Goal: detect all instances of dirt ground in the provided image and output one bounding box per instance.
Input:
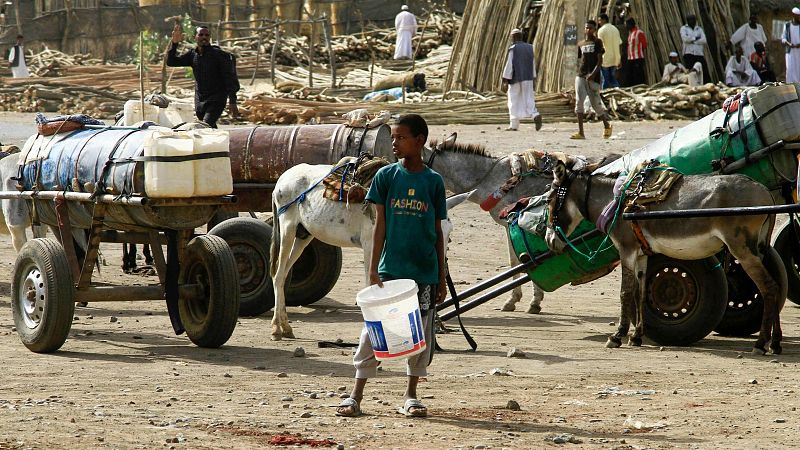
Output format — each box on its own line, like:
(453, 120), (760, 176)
(1, 115), (799, 450)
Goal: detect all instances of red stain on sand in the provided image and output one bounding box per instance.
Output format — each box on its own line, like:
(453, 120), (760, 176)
(269, 434), (337, 447)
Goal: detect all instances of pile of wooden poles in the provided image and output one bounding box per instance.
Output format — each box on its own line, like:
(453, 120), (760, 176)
(601, 83), (742, 121)
(444, 1), (528, 93)
(0, 83), (129, 118)
(24, 48), (108, 77)
(225, 11), (459, 68)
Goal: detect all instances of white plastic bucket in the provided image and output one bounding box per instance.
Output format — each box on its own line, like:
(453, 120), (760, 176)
(356, 279), (425, 361)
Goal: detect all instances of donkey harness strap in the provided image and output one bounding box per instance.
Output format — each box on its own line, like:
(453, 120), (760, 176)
(628, 219), (654, 256)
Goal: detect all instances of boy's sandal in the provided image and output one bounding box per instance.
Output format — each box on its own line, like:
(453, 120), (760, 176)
(335, 398), (362, 417)
(534, 115), (543, 131)
(397, 398), (428, 417)
(569, 132), (585, 140)
(603, 126), (613, 139)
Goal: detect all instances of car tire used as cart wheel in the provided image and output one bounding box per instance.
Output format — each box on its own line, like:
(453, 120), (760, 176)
(643, 254), (727, 346)
(206, 210), (239, 231)
(11, 238), (75, 353)
(208, 217), (274, 317)
(179, 235), (240, 348)
(286, 239), (342, 306)
(773, 222), (800, 305)
(715, 247), (787, 336)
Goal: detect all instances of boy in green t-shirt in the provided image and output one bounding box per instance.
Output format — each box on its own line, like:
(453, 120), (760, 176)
(336, 114), (447, 418)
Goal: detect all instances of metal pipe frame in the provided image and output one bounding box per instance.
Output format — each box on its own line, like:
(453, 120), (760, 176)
(0, 191), (237, 207)
(439, 276), (530, 322)
(623, 203), (800, 220)
(74, 284), (204, 303)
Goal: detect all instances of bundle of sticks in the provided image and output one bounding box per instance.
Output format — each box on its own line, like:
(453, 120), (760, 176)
(600, 83), (743, 121)
(0, 83), (129, 118)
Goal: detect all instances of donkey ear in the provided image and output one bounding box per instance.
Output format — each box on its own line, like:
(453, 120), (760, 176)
(552, 160), (566, 182)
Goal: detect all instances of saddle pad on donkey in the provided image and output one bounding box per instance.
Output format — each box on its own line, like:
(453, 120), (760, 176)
(622, 160), (683, 207)
(323, 157), (391, 203)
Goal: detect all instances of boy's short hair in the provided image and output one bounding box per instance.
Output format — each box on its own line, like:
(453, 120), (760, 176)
(599, 13), (609, 22)
(396, 114), (428, 140)
(586, 20), (597, 28)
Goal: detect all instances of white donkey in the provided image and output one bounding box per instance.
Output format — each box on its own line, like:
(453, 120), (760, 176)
(268, 160), (470, 341)
(0, 154), (48, 251)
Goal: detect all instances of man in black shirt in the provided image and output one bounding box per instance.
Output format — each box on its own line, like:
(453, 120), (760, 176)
(572, 20), (612, 140)
(167, 25), (239, 128)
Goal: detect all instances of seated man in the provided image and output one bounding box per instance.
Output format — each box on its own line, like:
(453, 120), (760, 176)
(726, 44), (761, 86)
(661, 51), (702, 86)
(750, 41), (776, 83)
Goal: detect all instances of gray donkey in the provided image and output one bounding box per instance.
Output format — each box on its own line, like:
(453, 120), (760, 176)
(543, 158), (786, 355)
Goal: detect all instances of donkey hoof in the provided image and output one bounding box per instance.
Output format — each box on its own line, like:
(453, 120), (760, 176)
(282, 330), (296, 339)
(271, 334), (283, 341)
(501, 301), (516, 312)
(751, 346), (767, 356)
(770, 344), (783, 355)
(526, 304), (542, 314)
(606, 336), (622, 348)
(628, 337), (642, 347)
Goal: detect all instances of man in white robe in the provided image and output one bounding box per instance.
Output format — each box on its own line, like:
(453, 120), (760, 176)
(725, 45), (761, 86)
(7, 35), (30, 78)
(730, 14), (768, 60)
(501, 28), (541, 131)
(783, 8), (800, 83)
(394, 5), (417, 60)
(662, 51), (702, 86)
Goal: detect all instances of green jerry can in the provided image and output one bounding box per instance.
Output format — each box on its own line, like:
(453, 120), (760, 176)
(507, 217), (620, 292)
(595, 83), (799, 191)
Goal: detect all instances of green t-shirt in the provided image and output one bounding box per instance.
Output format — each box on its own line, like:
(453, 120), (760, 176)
(365, 162), (447, 285)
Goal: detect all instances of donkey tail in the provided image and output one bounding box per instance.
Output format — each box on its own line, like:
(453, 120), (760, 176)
(270, 201), (281, 278)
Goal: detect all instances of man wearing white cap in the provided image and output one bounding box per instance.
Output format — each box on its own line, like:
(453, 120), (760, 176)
(783, 8), (800, 83)
(661, 51), (701, 86)
(501, 28), (542, 131)
(394, 5), (417, 60)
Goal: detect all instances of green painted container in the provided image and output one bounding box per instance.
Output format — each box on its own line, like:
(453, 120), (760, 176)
(596, 84), (799, 191)
(507, 218), (620, 292)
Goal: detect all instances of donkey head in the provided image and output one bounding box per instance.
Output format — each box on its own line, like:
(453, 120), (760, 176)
(544, 158), (586, 254)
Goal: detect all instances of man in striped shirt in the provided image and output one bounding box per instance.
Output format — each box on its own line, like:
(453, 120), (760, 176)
(624, 18), (647, 86)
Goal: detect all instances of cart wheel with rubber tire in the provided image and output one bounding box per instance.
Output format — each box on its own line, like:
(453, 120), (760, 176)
(208, 217), (274, 316)
(715, 247), (787, 336)
(644, 254), (728, 346)
(773, 222), (800, 305)
(11, 238), (75, 353)
(179, 235), (240, 348)
(286, 239), (343, 306)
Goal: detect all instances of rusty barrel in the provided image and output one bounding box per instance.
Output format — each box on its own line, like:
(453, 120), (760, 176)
(227, 124), (392, 211)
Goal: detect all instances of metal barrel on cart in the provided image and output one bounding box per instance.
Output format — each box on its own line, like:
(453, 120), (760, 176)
(9, 124), (241, 353)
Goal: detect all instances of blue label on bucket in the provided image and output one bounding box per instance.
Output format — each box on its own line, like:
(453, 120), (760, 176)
(365, 320), (388, 352)
(415, 309), (424, 344)
(409, 311), (419, 344)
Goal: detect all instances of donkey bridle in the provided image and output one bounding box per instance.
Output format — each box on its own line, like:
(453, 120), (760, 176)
(549, 170), (593, 241)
